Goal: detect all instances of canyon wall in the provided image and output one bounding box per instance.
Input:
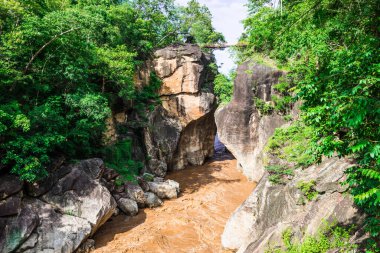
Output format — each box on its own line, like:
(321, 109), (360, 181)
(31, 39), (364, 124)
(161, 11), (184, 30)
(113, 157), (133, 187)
(221, 157), (366, 252)
(145, 44), (217, 177)
(219, 60), (365, 252)
(215, 61), (288, 182)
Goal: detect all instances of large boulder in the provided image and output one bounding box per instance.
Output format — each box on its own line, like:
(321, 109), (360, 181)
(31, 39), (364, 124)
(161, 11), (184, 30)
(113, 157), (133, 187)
(221, 157), (365, 252)
(2, 158), (118, 253)
(215, 61), (287, 181)
(144, 192), (163, 208)
(144, 44), (217, 176)
(148, 179), (180, 199)
(116, 198), (138, 216)
(40, 159), (116, 233)
(0, 174), (23, 200)
(18, 198), (92, 253)
(0, 207), (39, 253)
(0, 158), (117, 253)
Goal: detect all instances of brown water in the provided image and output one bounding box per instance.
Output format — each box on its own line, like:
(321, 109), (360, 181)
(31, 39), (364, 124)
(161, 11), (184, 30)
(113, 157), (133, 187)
(93, 156), (255, 253)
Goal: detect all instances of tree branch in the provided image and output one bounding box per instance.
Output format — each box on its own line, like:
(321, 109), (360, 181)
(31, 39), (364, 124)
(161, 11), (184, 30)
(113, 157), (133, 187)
(24, 27), (80, 74)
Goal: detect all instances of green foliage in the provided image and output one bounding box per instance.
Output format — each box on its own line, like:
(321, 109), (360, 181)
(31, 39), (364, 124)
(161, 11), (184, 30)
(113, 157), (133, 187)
(254, 78), (293, 115)
(296, 180), (318, 201)
(214, 71), (235, 104)
(1, 0), (220, 181)
(254, 98), (274, 115)
(242, 0), (379, 242)
(241, 0), (380, 246)
(266, 121), (315, 168)
(128, 73), (162, 128)
(178, 0), (225, 45)
(103, 139), (143, 183)
(266, 223), (356, 253)
(266, 165), (294, 185)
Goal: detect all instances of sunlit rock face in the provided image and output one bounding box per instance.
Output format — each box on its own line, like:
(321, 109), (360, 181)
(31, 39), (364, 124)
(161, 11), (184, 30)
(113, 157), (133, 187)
(221, 157), (365, 252)
(215, 61), (287, 182)
(144, 44), (217, 177)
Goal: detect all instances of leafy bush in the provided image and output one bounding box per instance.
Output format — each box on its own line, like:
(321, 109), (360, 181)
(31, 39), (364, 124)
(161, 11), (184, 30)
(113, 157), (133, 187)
(214, 71), (235, 105)
(266, 165), (294, 184)
(242, 0), (379, 243)
(103, 139), (143, 183)
(296, 180), (318, 201)
(254, 98), (274, 115)
(266, 222), (356, 253)
(266, 121), (315, 168)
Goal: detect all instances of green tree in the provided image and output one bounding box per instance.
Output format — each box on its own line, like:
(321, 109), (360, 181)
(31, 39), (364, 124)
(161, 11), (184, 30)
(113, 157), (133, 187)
(0, 0), (184, 181)
(241, 0), (379, 248)
(214, 71), (235, 104)
(179, 0), (225, 45)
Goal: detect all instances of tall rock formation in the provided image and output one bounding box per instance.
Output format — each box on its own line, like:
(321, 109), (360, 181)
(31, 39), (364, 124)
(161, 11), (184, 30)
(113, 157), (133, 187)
(144, 44), (217, 177)
(215, 61), (287, 182)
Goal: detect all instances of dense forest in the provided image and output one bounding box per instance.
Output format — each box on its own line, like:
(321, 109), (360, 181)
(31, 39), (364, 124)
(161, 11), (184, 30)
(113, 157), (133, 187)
(235, 0), (379, 250)
(0, 0), (379, 252)
(0, 0), (224, 182)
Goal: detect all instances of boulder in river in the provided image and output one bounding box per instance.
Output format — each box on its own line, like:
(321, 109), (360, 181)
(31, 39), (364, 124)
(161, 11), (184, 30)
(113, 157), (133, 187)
(148, 179), (180, 199)
(117, 198), (139, 216)
(144, 192), (163, 208)
(40, 159), (116, 233)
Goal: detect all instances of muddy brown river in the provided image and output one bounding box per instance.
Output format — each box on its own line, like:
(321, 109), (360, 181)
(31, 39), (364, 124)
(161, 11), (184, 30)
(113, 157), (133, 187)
(93, 156), (255, 253)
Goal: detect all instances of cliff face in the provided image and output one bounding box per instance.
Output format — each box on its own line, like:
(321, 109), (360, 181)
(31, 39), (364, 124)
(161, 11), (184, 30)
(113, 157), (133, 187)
(218, 60), (366, 252)
(221, 157), (365, 252)
(144, 44), (217, 177)
(215, 61), (287, 182)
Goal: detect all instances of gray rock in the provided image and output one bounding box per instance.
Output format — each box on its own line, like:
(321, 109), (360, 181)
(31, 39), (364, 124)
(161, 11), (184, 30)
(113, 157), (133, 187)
(76, 239), (95, 253)
(0, 193), (22, 217)
(221, 157), (365, 253)
(15, 233), (38, 252)
(0, 174), (23, 200)
(137, 177), (150, 192)
(117, 198), (138, 216)
(144, 192), (163, 208)
(41, 159), (117, 234)
(17, 198), (91, 253)
(125, 184), (146, 208)
(0, 206), (39, 253)
(215, 61), (288, 181)
(144, 44), (217, 177)
(76, 158), (105, 180)
(148, 179), (180, 199)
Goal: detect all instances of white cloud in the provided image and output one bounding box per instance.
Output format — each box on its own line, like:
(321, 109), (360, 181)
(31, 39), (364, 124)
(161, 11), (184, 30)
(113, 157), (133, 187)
(175, 0), (248, 74)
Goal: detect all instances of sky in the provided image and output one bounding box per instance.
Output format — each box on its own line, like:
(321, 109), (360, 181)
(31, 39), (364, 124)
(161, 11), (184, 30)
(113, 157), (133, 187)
(175, 0), (249, 74)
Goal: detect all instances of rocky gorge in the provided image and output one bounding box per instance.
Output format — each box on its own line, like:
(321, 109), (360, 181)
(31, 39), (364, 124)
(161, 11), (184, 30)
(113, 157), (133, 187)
(0, 44), (367, 253)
